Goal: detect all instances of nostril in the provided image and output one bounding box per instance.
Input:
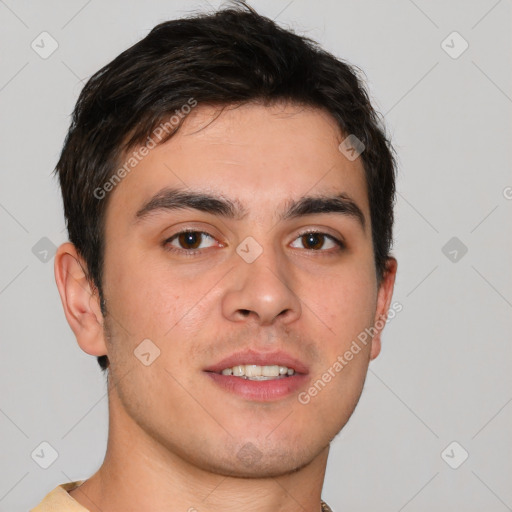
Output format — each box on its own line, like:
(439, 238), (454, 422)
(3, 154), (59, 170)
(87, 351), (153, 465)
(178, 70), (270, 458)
(239, 309), (250, 316)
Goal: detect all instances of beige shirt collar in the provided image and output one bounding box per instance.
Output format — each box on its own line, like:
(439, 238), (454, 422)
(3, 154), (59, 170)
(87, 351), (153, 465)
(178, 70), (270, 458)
(30, 480), (88, 511)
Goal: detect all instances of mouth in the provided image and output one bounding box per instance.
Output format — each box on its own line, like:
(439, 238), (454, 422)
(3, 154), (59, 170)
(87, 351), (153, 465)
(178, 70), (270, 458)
(210, 364), (297, 380)
(203, 350), (309, 401)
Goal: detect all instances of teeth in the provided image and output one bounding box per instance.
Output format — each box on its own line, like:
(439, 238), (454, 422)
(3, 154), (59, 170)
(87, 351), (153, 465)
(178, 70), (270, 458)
(262, 365), (279, 377)
(245, 365), (261, 377)
(220, 364), (295, 379)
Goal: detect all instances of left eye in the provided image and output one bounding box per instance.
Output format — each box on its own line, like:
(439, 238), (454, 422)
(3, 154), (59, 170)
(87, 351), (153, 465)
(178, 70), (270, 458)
(290, 232), (343, 251)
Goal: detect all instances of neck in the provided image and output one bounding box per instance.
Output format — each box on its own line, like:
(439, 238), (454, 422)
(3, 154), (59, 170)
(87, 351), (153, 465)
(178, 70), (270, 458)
(69, 381), (330, 512)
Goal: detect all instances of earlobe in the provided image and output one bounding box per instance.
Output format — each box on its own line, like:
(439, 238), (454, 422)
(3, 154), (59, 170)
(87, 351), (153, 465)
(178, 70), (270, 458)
(369, 257), (398, 361)
(54, 242), (108, 358)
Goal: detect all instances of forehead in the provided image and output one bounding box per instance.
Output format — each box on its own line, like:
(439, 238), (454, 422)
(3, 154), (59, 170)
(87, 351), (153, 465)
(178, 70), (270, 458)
(104, 102), (369, 227)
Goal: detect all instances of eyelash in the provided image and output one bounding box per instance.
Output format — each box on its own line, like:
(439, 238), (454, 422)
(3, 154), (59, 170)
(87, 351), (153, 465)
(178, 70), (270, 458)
(163, 229), (345, 256)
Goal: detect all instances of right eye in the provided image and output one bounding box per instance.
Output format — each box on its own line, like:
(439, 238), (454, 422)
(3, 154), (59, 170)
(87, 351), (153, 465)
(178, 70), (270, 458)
(163, 230), (220, 255)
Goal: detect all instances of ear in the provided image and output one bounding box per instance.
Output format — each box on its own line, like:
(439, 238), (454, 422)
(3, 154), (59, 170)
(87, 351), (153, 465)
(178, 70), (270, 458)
(54, 242), (108, 358)
(369, 257), (398, 360)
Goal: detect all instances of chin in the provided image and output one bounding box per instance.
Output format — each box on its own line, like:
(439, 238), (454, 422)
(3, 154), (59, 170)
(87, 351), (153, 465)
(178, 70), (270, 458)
(206, 456), (311, 479)
(195, 438), (323, 479)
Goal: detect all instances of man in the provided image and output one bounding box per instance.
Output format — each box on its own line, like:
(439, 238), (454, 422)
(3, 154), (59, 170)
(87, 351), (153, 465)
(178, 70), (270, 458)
(31, 2), (398, 511)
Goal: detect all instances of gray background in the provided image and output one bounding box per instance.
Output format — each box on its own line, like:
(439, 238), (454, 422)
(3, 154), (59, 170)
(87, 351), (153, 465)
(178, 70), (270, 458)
(1, 0), (511, 510)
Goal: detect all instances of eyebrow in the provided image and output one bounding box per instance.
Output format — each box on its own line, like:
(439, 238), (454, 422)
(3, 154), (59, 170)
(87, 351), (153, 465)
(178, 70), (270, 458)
(134, 187), (366, 231)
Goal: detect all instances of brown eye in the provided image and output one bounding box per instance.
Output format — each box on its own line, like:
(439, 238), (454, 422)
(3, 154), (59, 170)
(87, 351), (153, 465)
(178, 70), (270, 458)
(290, 231), (344, 251)
(177, 231), (202, 249)
(302, 233), (324, 250)
(165, 231), (217, 253)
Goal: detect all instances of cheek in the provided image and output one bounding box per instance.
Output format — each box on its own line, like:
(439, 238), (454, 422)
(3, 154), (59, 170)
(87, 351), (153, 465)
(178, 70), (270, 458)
(307, 263), (377, 341)
(106, 254), (219, 342)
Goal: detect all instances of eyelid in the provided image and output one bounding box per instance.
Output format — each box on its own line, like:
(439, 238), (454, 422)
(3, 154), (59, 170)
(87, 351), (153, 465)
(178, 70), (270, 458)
(162, 222), (225, 244)
(295, 227), (342, 239)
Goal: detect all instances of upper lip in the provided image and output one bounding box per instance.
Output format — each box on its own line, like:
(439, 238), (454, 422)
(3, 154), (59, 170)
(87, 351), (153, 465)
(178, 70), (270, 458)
(203, 349), (309, 375)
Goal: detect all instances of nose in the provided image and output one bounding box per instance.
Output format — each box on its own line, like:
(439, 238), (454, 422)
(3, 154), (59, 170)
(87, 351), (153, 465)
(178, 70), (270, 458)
(221, 245), (302, 326)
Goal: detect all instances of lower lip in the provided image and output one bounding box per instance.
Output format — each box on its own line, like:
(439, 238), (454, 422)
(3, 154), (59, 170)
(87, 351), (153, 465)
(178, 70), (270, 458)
(204, 372), (309, 401)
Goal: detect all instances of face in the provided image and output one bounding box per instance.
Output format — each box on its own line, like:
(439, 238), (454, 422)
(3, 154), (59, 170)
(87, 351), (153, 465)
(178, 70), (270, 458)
(96, 102), (396, 477)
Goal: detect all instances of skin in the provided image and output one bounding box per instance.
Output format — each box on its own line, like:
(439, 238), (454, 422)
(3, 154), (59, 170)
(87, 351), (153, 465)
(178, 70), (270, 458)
(55, 101), (397, 512)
